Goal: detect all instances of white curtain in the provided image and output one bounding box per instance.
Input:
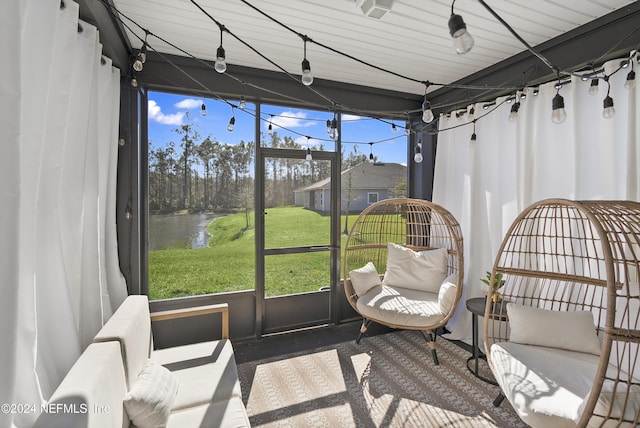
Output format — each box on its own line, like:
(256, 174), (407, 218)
(0, 1), (127, 426)
(433, 54), (640, 341)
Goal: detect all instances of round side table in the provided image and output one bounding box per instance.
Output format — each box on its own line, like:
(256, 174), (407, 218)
(465, 297), (506, 385)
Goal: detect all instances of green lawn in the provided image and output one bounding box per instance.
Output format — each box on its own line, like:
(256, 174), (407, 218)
(148, 207), (355, 300)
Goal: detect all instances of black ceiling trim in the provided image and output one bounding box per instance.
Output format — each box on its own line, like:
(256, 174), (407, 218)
(428, 2), (640, 115)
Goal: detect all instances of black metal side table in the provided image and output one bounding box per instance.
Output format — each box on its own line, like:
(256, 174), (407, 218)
(465, 297), (505, 385)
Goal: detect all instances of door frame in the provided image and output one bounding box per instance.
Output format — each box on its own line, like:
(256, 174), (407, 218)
(255, 144), (341, 337)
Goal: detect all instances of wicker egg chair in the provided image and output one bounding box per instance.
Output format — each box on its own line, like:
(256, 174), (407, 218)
(484, 199), (640, 427)
(343, 198), (464, 365)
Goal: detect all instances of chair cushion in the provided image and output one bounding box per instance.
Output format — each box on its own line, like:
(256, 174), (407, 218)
(507, 303), (601, 355)
(166, 397), (250, 428)
(93, 295), (152, 389)
(123, 360), (179, 428)
(437, 274), (458, 315)
(382, 243), (447, 293)
(349, 261), (381, 297)
(33, 342), (127, 428)
(356, 284), (445, 328)
(151, 339), (242, 411)
(491, 341), (601, 427)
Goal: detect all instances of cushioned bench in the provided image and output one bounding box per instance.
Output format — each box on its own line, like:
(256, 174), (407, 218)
(34, 295), (250, 428)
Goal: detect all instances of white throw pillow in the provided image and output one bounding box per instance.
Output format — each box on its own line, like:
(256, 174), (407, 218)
(382, 243), (448, 293)
(349, 262), (381, 297)
(438, 274), (458, 314)
(508, 303), (601, 355)
(123, 360), (179, 428)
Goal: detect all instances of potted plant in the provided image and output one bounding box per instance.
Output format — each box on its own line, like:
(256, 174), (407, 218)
(481, 271), (505, 302)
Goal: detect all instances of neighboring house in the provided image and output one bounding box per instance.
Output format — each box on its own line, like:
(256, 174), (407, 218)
(294, 162), (407, 213)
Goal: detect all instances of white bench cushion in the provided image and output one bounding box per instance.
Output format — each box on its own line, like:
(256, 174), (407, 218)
(151, 339), (242, 411)
(93, 295), (152, 389)
(166, 397), (250, 428)
(33, 341), (128, 428)
(356, 284), (445, 328)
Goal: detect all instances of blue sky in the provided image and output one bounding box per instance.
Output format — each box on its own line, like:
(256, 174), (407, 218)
(147, 91), (408, 165)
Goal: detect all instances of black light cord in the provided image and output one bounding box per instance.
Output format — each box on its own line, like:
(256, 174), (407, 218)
(477, 0), (559, 76)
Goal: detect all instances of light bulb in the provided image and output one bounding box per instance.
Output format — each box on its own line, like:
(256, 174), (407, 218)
(603, 96), (615, 119)
(392, 123), (398, 133)
(139, 46), (147, 64)
(326, 119), (332, 134)
(301, 59), (313, 86)
(330, 117), (338, 140)
(131, 77), (138, 88)
(305, 148), (312, 161)
(201, 103), (206, 116)
(227, 116), (235, 131)
(369, 152), (374, 162)
(469, 133), (477, 147)
(133, 56), (143, 72)
(404, 125), (410, 136)
(214, 46), (226, 73)
(509, 102), (520, 123)
(422, 100), (434, 123)
(551, 93), (566, 124)
(449, 14), (474, 55)
(625, 70), (636, 89)
(239, 96), (246, 109)
(414, 142), (423, 163)
(589, 79), (599, 95)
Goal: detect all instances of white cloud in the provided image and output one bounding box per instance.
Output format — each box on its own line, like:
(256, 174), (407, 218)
(148, 100), (184, 125)
(264, 111), (315, 131)
(174, 98), (201, 109)
(342, 114), (365, 122)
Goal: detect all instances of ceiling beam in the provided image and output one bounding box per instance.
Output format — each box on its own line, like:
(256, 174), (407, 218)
(428, 2), (640, 115)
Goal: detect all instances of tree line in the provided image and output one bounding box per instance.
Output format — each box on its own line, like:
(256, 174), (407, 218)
(148, 114), (375, 214)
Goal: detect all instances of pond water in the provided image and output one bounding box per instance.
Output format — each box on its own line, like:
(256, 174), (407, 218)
(148, 213), (222, 250)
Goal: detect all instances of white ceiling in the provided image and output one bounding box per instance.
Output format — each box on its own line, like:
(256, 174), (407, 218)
(112, 0), (635, 96)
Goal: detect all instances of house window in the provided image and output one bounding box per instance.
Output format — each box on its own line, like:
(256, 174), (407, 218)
(368, 192), (379, 204)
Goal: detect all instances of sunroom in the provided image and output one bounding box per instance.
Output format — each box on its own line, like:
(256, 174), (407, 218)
(3, 1), (640, 427)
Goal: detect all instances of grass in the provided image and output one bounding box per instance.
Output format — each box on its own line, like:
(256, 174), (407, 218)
(148, 207), (353, 300)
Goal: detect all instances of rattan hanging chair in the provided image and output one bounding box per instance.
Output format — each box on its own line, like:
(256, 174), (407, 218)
(484, 199), (640, 427)
(343, 198), (464, 365)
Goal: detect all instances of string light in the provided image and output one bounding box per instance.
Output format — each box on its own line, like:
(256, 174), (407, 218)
(404, 122), (411, 136)
(326, 118), (332, 134)
(470, 120), (477, 147)
(551, 90), (566, 124)
(422, 84), (434, 123)
(305, 137), (313, 160)
(107, 0), (640, 146)
(369, 142), (374, 162)
(392, 123), (397, 132)
(201, 100), (207, 116)
(330, 112), (339, 140)
(589, 78), (599, 95)
(239, 96), (247, 109)
(509, 98), (520, 123)
(414, 139), (423, 163)
(448, 0), (474, 55)
(132, 32), (148, 72)
(227, 107), (236, 131)
(268, 114), (273, 133)
(625, 66), (636, 89)
(214, 27), (227, 73)
(603, 76), (615, 119)
(131, 75), (139, 88)
(301, 37), (313, 86)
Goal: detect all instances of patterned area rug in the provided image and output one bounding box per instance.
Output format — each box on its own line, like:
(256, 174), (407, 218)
(237, 330), (526, 427)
